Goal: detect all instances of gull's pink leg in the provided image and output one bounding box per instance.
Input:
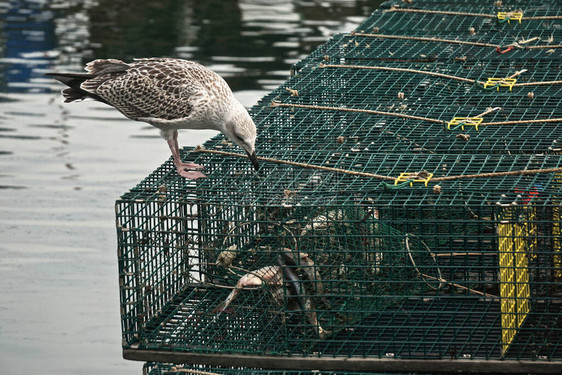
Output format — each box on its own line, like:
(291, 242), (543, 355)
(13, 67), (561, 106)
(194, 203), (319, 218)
(166, 130), (206, 179)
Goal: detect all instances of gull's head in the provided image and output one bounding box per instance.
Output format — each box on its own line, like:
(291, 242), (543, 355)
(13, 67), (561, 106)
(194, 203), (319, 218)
(223, 103), (259, 171)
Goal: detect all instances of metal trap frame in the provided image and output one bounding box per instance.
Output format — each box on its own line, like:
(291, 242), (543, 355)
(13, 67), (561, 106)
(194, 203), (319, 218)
(117, 1), (562, 373)
(142, 362), (431, 375)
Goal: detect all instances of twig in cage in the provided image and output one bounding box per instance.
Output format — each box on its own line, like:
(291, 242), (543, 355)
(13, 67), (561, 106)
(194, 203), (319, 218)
(404, 234), (444, 291)
(383, 7), (495, 18)
(474, 107), (502, 118)
(421, 273), (499, 299)
(434, 252), (486, 257)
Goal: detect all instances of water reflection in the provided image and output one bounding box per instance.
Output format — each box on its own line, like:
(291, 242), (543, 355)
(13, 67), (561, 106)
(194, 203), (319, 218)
(1, 0), (382, 91)
(88, 0), (190, 60)
(0, 1), (55, 91)
(0, 1), (382, 375)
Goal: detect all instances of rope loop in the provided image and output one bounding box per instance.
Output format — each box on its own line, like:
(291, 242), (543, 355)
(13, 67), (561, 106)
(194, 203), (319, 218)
(448, 121), (466, 131)
(475, 81), (500, 91)
(382, 179), (414, 189)
(496, 45), (514, 54)
(497, 16), (511, 24)
(194, 147), (562, 185)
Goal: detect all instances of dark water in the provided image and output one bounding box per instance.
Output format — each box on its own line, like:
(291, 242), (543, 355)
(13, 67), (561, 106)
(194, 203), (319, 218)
(0, 1), (382, 374)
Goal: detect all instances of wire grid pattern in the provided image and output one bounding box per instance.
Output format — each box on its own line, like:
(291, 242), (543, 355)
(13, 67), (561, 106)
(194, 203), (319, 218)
(379, 0), (562, 6)
(117, 196), (201, 346)
(183, 152), (561, 206)
(292, 32), (562, 72)
(358, 2), (562, 33)
(262, 60), (562, 157)
(116, 0), (562, 370)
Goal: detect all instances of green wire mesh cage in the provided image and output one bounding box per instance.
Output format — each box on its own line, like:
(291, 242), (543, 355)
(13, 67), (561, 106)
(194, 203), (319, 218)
(117, 1), (561, 373)
(361, 0), (562, 33)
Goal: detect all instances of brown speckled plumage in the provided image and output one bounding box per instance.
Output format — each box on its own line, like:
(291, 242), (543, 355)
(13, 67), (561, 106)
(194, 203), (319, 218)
(81, 58), (231, 121)
(48, 58), (259, 179)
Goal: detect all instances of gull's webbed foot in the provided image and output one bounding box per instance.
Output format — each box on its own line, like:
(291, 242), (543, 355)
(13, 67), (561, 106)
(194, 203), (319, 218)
(177, 167), (206, 180)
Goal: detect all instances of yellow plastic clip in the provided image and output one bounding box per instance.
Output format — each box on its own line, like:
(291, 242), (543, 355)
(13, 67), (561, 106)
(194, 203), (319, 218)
(395, 172), (434, 187)
(484, 78), (517, 91)
(448, 117), (484, 131)
(497, 12), (523, 24)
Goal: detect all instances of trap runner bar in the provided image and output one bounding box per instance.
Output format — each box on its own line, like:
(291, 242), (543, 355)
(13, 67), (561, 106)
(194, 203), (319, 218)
(134, 353), (561, 374)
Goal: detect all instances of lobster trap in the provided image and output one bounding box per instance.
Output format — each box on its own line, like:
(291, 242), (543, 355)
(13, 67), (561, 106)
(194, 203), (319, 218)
(117, 0), (561, 373)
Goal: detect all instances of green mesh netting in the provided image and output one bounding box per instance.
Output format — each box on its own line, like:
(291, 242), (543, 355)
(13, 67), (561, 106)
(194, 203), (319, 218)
(117, 0), (562, 371)
(360, 1), (562, 33)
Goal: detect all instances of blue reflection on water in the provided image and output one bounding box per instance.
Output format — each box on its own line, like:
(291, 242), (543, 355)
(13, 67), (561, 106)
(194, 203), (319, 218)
(1, 1), (57, 91)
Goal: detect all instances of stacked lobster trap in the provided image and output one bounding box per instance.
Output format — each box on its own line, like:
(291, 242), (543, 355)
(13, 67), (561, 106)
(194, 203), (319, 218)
(117, 0), (562, 373)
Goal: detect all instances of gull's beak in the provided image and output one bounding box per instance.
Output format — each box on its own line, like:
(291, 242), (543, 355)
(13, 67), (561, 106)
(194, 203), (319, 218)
(247, 151), (260, 171)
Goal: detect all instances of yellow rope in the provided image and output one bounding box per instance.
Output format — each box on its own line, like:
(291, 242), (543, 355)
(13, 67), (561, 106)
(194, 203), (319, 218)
(270, 102), (562, 129)
(384, 7), (562, 21)
(350, 32), (562, 50)
(351, 32), (500, 48)
(515, 81), (562, 86)
(320, 63), (562, 87)
(270, 101), (445, 124)
(194, 147), (396, 181)
(521, 16), (562, 20)
(526, 44), (562, 49)
(431, 167), (562, 182)
(482, 118), (562, 126)
(320, 63), (478, 84)
(193, 147), (562, 184)
(384, 8), (495, 18)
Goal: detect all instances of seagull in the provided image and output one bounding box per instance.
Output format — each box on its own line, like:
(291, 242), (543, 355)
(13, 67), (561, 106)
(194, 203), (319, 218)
(47, 58), (259, 179)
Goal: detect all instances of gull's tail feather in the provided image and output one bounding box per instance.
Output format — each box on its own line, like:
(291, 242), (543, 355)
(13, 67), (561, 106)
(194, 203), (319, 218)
(85, 59), (129, 75)
(46, 72), (109, 104)
(46, 60), (130, 104)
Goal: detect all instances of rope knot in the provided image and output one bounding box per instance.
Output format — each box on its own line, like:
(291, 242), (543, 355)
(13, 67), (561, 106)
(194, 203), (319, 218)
(496, 45), (514, 54)
(409, 170), (431, 180)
